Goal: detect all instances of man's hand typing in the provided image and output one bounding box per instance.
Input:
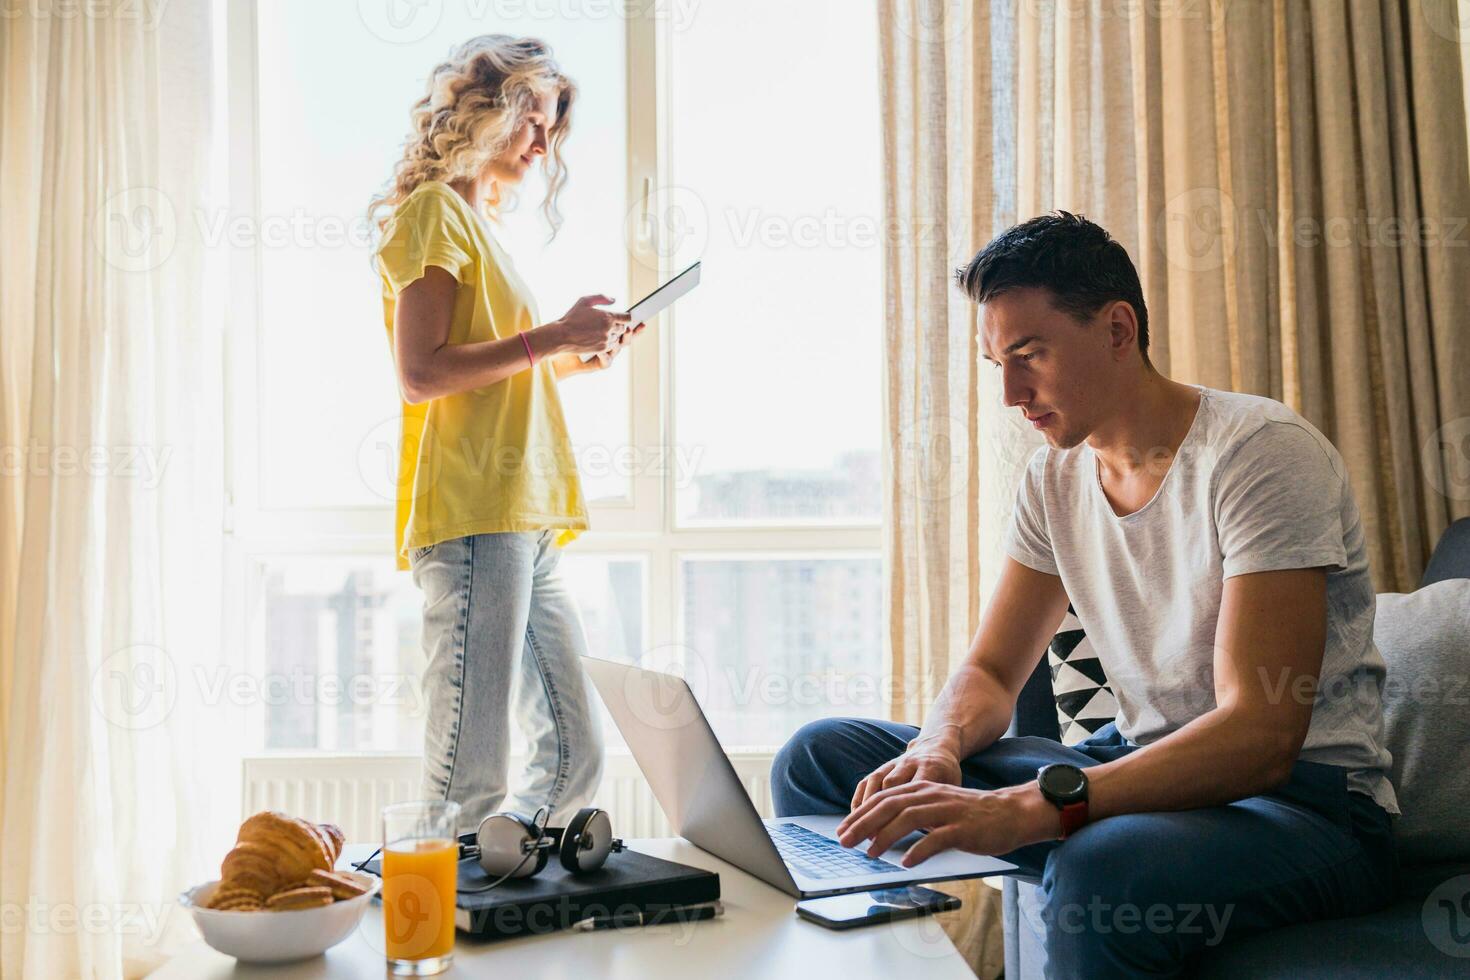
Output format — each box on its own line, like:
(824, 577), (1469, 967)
(845, 727), (964, 813)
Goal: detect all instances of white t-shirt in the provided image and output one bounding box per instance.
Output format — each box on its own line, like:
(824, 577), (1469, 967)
(1004, 386), (1398, 813)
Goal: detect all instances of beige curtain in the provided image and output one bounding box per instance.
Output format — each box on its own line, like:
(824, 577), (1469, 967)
(1, 5), (236, 978)
(883, 0), (1470, 724)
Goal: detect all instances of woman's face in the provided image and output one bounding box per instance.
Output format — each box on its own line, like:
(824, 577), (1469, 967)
(484, 90), (558, 186)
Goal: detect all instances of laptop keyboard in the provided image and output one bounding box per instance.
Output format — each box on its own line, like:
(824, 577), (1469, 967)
(768, 822), (903, 880)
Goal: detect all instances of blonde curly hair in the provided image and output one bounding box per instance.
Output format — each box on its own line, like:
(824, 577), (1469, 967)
(368, 35), (576, 238)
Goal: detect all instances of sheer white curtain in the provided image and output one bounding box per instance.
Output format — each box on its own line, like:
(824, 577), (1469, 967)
(0, 4), (237, 977)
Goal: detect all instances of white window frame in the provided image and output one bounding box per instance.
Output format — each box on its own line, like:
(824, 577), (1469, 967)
(222, 2), (886, 754)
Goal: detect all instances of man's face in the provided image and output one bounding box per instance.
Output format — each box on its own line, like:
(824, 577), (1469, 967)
(979, 287), (1116, 450)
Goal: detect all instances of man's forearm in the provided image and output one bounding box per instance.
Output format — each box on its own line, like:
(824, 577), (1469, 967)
(1086, 704), (1301, 821)
(914, 663), (1016, 760)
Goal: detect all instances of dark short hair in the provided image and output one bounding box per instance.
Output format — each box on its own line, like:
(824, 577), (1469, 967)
(954, 211), (1149, 359)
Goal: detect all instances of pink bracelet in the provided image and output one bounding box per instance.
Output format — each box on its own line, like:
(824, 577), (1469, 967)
(518, 331), (536, 366)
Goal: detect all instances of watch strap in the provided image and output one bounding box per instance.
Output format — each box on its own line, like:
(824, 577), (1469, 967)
(1058, 800), (1089, 839)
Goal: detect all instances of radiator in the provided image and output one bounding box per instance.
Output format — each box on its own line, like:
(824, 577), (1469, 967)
(241, 750), (777, 844)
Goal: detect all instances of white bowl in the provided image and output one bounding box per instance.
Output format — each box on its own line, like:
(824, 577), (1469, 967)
(179, 873), (380, 964)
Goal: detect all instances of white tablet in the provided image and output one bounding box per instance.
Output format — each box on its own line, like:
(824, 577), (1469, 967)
(626, 260), (701, 324)
(581, 261), (701, 362)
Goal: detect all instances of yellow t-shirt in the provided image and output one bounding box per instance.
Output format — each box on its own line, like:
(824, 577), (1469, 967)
(375, 180), (586, 570)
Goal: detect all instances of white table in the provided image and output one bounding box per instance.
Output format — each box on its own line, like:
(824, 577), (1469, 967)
(152, 839), (976, 979)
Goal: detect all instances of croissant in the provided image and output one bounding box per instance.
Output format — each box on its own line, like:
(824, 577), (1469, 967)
(208, 811), (340, 909)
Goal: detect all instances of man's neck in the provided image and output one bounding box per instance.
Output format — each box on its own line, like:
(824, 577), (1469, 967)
(1086, 371), (1201, 479)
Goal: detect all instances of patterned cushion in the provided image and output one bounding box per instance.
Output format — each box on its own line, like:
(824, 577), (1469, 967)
(1048, 608), (1118, 744)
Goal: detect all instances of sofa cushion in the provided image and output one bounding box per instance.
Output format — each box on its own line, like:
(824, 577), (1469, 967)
(1014, 876), (1467, 979)
(1048, 609), (1118, 744)
(1375, 579), (1470, 865)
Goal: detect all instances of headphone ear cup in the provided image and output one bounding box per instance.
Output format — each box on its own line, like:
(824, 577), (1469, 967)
(558, 807), (614, 874)
(476, 812), (549, 878)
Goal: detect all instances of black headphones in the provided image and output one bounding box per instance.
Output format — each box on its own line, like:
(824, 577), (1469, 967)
(458, 805), (625, 893)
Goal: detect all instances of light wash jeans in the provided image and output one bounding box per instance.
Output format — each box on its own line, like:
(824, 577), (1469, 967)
(409, 530), (604, 834)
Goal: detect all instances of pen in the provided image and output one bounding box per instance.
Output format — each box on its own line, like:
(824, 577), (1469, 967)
(572, 901), (723, 931)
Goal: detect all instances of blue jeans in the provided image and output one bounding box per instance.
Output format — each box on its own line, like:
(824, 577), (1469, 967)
(771, 718), (1397, 979)
(410, 531), (603, 835)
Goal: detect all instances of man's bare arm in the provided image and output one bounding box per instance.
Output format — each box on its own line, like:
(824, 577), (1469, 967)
(839, 566), (1329, 864)
(1084, 566), (1326, 817)
(846, 557), (1069, 810)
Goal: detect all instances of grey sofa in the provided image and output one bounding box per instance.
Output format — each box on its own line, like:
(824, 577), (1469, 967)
(1001, 518), (1470, 978)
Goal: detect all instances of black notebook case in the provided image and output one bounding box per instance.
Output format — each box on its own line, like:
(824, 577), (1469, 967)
(363, 848), (720, 939)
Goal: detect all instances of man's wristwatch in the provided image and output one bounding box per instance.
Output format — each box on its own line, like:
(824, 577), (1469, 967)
(1036, 764), (1090, 839)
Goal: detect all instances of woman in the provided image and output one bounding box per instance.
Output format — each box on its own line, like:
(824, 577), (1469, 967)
(368, 35), (642, 832)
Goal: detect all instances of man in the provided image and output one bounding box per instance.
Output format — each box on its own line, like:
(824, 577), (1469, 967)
(771, 213), (1398, 977)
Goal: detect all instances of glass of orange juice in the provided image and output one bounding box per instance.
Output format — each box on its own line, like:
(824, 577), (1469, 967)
(382, 800), (460, 976)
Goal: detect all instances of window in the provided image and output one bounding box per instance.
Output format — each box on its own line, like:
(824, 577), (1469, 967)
(227, 0), (883, 754)
(666, 2), (882, 526)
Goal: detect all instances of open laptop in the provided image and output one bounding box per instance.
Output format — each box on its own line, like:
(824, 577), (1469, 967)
(583, 656), (1016, 899)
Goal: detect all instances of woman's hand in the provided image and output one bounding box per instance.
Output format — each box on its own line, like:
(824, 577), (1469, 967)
(544, 294), (633, 356)
(552, 320), (647, 378)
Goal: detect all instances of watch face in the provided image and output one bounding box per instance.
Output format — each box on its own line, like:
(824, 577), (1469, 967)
(1039, 764), (1087, 803)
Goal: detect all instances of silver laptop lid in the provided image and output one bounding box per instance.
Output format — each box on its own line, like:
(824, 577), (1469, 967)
(582, 656), (799, 895)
